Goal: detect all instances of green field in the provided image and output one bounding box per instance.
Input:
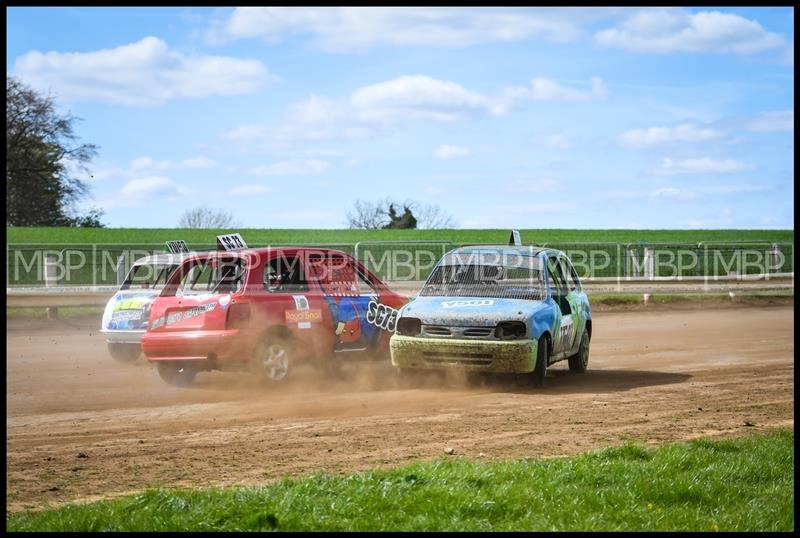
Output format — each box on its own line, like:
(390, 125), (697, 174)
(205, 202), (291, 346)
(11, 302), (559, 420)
(7, 429), (793, 532)
(6, 227), (794, 246)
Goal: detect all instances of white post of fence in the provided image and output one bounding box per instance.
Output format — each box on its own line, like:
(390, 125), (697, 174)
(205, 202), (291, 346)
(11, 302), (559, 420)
(116, 254), (127, 285)
(643, 248), (655, 280)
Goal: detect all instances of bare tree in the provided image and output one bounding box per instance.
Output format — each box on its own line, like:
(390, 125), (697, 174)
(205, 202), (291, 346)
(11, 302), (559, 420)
(345, 198), (457, 229)
(178, 207), (240, 229)
(411, 201), (458, 229)
(346, 199), (390, 229)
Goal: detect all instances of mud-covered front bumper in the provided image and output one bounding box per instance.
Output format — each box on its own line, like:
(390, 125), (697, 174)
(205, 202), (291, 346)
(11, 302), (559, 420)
(390, 334), (539, 373)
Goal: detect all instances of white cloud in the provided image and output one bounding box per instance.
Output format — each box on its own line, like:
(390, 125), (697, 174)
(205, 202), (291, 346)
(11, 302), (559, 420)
(101, 175), (193, 209)
(130, 155), (218, 172)
(249, 159), (330, 176)
(650, 187), (700, 201)
(620, 123), (724, 147)
(214, 7), (583, 51)
(529, 76), (606, 101)
(434, 144), (472, 159)
(351, 75), (492, 123)
(229, 184), (272, 196)
(602, 184), (770, 202)
(13, 36), (272, 106)
(495, 77), (606, 113)
(595, 10), (787, 54)
(120, 176), (182, 198)
(657, 157), (756, 175)
(223, 74), (607, 151)
(746, 110), (793, 132)
(222, 75), (493, 149)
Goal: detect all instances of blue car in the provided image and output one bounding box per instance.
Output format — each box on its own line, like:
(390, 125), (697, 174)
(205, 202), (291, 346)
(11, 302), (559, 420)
(390, 245), (591, 386)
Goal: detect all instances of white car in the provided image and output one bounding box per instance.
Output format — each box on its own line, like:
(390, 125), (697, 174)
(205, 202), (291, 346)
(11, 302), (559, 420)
(100, 252), (187, 362)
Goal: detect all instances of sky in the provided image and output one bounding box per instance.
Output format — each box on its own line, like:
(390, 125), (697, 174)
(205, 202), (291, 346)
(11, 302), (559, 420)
(5, 6), (795, 229)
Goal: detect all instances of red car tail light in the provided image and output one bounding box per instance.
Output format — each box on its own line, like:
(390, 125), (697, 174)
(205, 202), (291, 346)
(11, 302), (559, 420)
(226, 302), (251, 329)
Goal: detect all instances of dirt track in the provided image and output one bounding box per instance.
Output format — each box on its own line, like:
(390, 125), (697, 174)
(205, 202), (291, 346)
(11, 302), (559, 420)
(6, 303), (794, 512)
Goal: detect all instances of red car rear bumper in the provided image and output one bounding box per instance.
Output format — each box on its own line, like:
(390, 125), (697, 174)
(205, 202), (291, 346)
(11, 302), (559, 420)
(141, 329), (252, 362)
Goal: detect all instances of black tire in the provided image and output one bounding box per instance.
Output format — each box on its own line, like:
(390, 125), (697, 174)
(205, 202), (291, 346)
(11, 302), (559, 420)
(107, 342), (141, 363)
(568, 328), (590, 373)
(531, 336), (548, 387)
(252, 336), (293, 382)
(157, 361), (197, 387)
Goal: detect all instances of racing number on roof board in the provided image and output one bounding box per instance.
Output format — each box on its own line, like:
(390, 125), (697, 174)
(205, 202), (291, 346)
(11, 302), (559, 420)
(216, 233), (247, 251)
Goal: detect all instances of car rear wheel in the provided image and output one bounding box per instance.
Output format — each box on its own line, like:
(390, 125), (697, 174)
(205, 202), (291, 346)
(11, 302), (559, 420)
(253, 337), (292, 382)
(530, 336), (548, 387)
(107, 342), (141, 363)
(568, 328), (590, 373)
(157, 361), (197, 387)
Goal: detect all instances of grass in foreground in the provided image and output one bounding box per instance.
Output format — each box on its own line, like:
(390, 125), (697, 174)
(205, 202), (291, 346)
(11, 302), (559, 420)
(7, 429), (793, 532)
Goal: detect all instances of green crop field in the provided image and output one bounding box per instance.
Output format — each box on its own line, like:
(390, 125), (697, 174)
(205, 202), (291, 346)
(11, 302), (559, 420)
(7, 429), (793, 532)
(6, 227), (794, 246)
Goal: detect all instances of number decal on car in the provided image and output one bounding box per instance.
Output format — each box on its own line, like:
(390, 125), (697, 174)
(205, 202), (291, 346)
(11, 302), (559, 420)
(556, 315), (574, 354)
(366, 299), (398, 332)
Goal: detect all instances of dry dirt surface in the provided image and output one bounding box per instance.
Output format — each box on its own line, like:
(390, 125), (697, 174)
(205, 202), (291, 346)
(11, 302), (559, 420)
(6, 303), (794, 513)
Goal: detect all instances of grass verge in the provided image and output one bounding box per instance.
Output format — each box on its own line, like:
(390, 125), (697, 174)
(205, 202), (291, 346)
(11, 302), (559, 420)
(6, 306), (105, 319)
(6, 226), (794, 245)
(7, 429), (793, 531)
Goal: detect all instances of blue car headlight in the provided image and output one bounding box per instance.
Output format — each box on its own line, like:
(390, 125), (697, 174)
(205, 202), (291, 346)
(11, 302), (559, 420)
(495, 321), (526, 340)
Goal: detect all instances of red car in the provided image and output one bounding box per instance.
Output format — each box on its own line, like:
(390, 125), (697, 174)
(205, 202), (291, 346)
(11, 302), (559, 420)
(141, 245), (407, 386)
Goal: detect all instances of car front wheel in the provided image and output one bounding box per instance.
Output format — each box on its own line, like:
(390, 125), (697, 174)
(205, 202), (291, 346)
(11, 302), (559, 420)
(530, 336), (548, 387)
